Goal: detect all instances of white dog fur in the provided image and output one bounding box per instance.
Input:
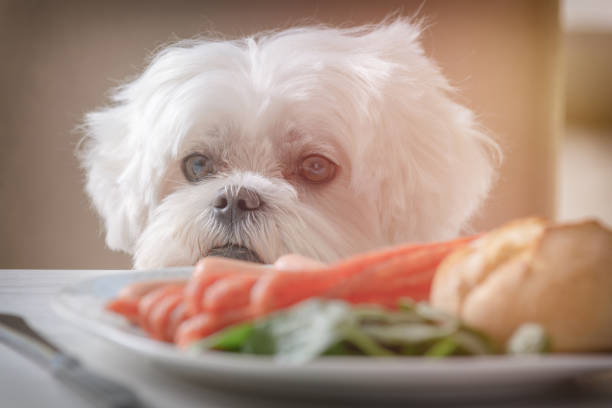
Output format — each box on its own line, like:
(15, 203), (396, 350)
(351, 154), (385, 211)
(79, 18), (499, 269)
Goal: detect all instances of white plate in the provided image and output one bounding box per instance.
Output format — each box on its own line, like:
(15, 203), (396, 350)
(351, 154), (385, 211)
(53, 269), (612, 401)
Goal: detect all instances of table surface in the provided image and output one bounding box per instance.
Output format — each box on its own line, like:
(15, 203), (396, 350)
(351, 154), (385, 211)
(2, 269), (612, 408)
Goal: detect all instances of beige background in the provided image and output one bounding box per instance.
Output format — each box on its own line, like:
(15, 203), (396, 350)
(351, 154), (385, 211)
(0, 0), (561, 269)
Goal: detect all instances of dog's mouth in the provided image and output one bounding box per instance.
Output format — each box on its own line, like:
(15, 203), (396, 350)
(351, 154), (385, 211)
(207, 244), (263, 264)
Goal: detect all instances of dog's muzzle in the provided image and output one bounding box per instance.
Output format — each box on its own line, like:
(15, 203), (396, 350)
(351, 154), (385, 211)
(207, 244), (263, 263)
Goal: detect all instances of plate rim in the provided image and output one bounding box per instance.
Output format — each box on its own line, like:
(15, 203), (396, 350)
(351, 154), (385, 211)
(52, 268), (612, 382)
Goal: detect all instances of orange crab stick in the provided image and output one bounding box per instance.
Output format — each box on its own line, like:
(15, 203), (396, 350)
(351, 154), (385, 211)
(106, 278), (187, 323)
(184, 257), (271, 315)
(174, 308), (256, 348)
(323, 244), (456, 306)
(250, 235), (477, 313)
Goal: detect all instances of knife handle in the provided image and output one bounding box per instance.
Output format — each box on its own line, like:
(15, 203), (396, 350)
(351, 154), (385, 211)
(0, 314), (145, 408)
(51, 354), (144, 408)
(0, 313), (57, 367)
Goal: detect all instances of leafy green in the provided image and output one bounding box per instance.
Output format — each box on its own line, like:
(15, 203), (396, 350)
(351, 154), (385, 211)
(506, 323), (551, 354)
(425, 337), (459, 357)
(245, 299), (354, 363)
(190, 322), (254, 353)
(341, 325), (395, 357)
(190, 298), (499, 363)
(322, 341), (355, 356)
(450, 331), (494, 355)
(361, 323), (455, 345)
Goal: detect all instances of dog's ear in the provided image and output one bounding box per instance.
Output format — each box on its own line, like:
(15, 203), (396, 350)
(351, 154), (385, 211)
(78, 41), (211, 254)
(343, 19), (501, 241)
(77, 41), (221, 255)
(78, 105), (153, 253)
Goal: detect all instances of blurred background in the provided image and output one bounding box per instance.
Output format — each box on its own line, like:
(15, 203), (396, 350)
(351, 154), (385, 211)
(0, 0), (609, 269)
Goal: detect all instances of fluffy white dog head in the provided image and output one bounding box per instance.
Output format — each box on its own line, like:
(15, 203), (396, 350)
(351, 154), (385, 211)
(79, 19), (498, 269)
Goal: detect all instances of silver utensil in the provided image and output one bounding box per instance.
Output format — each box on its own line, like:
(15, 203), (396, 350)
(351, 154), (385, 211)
(0, 313), (146, 408)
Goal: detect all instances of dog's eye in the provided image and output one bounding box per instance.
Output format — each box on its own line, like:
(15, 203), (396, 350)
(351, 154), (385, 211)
(182, 153), (215, 182)
(298, 155), (336, 183)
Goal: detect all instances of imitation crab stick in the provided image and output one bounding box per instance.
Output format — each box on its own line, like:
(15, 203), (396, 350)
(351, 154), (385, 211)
(149, 291), (185, 342)
(174, 308), (256, 348)
(322, 247), (450, 307)
(184, 257), (270, 315)
(249, 235), (477, 313)
(202, 274), (260, 312)
(106, 235), (478, 346)
(166, 302), (189, 342)
(106, 298), (141, 324)
(175, 244), (456, 346)
(106, 278), (187, 323)
(138, 284), (185, 336)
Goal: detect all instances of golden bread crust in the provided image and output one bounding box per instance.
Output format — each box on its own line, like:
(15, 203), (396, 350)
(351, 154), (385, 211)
(431, 218), (612, 352)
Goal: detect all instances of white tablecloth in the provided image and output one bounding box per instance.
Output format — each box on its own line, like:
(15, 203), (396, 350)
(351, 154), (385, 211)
(1, 269), (611, 408)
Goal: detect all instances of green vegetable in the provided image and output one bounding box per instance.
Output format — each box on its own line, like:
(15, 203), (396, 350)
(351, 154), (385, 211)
(506, 323), (551, 354)
(425, 337), (459, 357)
(451, 331), (494, 355)
(361, 323), (455, 345)
(341, 325), (395, 357)
(245, 299), (355, 363)
(190, 322), (254, 353)
(190, 298), (498, 363)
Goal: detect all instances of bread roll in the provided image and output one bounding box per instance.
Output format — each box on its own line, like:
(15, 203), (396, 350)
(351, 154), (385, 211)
(430, 217), (612, 352)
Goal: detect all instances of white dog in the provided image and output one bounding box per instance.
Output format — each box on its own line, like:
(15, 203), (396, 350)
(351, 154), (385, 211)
(79, 19), (498, 269)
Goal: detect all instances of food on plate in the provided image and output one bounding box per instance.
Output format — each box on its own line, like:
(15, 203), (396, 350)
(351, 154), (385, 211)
(106, 235), (477, 348)
(190, 298), (496, 363)
(248, 235), (469, 314)
(106, 279), (187, 324)
(106, 216), (612, 358)
(430, 218), (612, 352)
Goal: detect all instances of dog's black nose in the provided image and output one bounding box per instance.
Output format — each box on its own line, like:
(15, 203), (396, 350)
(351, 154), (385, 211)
(213, 186), (261, 223)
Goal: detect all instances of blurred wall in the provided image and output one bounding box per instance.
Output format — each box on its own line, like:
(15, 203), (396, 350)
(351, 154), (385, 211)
(563, 0), (612, 127)
(565, 31), (612, 127)
(0, 0), (561, 269)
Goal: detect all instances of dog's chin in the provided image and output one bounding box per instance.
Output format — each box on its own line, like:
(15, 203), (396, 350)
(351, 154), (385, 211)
(206, 244), (263, 263)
